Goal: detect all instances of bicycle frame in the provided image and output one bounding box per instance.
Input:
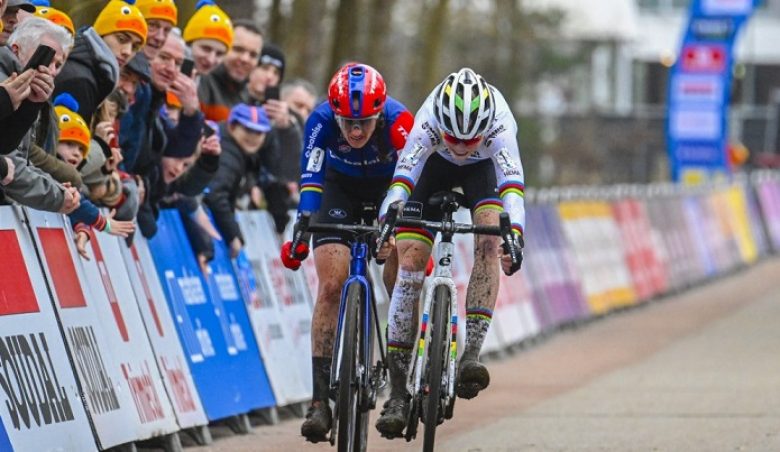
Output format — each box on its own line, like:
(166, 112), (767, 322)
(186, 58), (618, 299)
(411, 240), (459, 404)
(331, 239), (378, 398)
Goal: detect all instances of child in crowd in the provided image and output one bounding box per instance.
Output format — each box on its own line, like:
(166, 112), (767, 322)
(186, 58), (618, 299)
(53, 93), (135, 258)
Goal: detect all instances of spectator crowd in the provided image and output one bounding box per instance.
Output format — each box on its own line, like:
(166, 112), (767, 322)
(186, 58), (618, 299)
(0, 0), (318, 269)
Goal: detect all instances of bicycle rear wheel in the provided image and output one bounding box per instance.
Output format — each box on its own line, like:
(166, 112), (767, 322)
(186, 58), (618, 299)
(423, 285), (450, 452)
(337, 282), (363, 452)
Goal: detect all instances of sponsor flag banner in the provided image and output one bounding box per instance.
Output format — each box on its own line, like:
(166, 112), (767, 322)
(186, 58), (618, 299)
(0, 207), (96, 452)
(666, 0), (758, 183)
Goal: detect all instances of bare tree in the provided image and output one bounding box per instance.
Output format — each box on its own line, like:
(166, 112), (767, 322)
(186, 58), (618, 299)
(267, 0), (285, 43)
(327, 0), (361, 76)
(405, 0), (450, 105)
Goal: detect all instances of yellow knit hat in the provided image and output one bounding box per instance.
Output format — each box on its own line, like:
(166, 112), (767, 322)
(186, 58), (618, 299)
(136, 0), (177, 26)
(54, 94), (92, 156)
(183, 0), (233, 50)
(94, 0), (148, 47)
(32, 1), (75, 35)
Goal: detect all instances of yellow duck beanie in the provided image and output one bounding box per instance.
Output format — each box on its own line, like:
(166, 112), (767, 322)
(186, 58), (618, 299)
(136, 0), (177, 26)
(183, 0), (233, 50)
(31, 0), (75, 35)
(54, 94), (92, 156)
(94, 0), (148, 46)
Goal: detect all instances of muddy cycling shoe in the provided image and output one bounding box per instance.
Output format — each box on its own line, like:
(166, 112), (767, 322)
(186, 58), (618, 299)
(301, 401), (332, 443)
(456, 358), (490, 400)
(375, 396), (408, 439)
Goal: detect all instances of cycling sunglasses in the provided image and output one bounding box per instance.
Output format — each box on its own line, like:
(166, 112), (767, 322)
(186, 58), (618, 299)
(337, 115), (379, 129)
(441, 131), (482, 146)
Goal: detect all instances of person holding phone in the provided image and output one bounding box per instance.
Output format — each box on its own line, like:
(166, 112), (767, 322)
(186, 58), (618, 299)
(0, 17), (80, 214)
(244, 43), (303, 232)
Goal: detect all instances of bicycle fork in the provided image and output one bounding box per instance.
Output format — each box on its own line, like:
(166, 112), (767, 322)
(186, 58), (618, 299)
(411, 241), (459, 405)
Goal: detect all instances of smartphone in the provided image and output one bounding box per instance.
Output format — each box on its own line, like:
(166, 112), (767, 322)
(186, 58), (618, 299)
(24, 45), (56, 71)
(265, 86), (280, 102)
(180, 59), (195, 77)
(202, 123), (216, 138)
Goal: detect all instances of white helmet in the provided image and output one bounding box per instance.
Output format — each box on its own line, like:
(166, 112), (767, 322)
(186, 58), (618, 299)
(433, 67), (496, 140)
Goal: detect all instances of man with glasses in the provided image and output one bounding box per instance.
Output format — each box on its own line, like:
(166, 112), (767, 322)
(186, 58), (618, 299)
(373, 67), (525, 439)
(280, 62), (414, 443)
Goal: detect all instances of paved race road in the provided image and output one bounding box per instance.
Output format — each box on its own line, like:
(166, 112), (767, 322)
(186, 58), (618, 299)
(184, 258), (780, 452)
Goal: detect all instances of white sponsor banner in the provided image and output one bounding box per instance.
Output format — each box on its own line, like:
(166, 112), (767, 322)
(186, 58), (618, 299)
(670, 107), (721, 141)
(237, 212), (311, 403)
(702, 0), (752, 15)
(24, 209), (139, 449)
(671, 74), (723, 104)
(86, 231), (179, 438)
(120, 234), (208, 429)
(0, 207), (96, 452)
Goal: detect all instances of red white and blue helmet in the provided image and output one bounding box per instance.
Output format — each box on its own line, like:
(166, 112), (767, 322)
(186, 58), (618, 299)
(328, 63), (387, 119)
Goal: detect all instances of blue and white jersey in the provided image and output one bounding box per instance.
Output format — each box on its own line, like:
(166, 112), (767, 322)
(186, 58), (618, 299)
(297, 96), (413, 214)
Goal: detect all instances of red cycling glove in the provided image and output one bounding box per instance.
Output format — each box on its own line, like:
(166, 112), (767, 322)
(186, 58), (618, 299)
(280, 241), (310, 270)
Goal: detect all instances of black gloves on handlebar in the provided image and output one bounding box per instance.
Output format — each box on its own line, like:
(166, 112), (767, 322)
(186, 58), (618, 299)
(503, 233), (524, 276)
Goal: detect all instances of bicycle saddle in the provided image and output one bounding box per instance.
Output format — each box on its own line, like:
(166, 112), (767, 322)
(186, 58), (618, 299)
(429, 190), (466, 214)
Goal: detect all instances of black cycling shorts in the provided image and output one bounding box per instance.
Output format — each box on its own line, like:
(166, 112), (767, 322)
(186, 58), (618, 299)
(313, 168), (392, 248)
(398, 152), (499, 246)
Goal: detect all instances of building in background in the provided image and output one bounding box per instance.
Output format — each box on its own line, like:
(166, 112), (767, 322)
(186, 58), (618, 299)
(524, 0), (780, 184)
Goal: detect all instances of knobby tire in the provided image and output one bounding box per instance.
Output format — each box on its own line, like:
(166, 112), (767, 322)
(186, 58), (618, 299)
(337, 283), (362, 452)
(423, 285), (450, 452)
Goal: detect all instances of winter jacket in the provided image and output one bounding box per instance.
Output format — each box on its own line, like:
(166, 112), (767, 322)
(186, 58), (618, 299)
(0, 47), (46, 155)
(197, 63), (245, 122)
(137, 153), (219, 238)
(202, 124), (259, 244)
(53, 27), (119, 124)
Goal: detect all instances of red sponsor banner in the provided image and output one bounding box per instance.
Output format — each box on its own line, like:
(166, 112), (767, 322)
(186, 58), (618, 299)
(681, 44), (726, 74)
(0, 230), (39, 315)
(37, 228), (87, 309)
(130, 245), (165, 337)
(89, 231), (129, 342)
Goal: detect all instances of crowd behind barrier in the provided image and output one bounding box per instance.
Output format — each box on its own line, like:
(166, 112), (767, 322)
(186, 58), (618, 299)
(1, 173), (780, 451)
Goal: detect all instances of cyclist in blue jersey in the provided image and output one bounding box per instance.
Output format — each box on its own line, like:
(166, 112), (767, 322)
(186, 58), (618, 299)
(279, 62), (414, 443)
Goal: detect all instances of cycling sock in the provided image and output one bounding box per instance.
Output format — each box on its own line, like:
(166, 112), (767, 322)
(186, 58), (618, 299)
(387, 269), (425, 347)
(312, 356), (331, 402)
(386, 349), (412, 399)
(464, 307), (493, 359)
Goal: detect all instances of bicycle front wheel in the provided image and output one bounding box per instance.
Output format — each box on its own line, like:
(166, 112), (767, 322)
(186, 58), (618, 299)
(423, 285), (451, 452)
(337, 282), (363, 452)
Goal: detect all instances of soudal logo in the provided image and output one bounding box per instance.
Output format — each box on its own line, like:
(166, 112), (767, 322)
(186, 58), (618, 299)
(0, 332), (76, 430)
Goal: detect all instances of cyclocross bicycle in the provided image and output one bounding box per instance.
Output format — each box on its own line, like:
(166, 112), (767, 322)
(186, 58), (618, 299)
(290, 203), (398, 452)
(394, 191), (518, 452)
